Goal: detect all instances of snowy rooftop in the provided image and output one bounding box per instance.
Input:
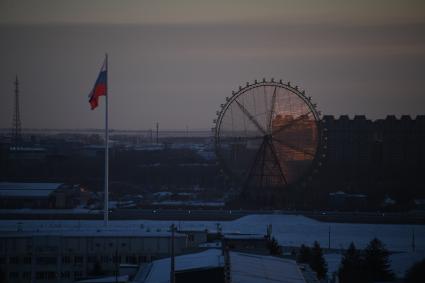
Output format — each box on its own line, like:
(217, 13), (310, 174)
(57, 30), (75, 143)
(0, 182), (64, 197)
(152, 200), (225, 207)
(0, 208), (100, 214)
(231, 252), (306, 283)
(134, 249), (223, 283)
(0, 229), (187, 238)
(76, 275), (129, 283)
(134, 249), (307, 283)
(9, 147), (46, 152)
(224, 233), (266, 240)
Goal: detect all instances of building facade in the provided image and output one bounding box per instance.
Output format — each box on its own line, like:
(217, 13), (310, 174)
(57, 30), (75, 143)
(0, 230), (187, 283)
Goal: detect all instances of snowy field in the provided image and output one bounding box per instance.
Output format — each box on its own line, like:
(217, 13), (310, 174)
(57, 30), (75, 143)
(1, 214), (423, 253)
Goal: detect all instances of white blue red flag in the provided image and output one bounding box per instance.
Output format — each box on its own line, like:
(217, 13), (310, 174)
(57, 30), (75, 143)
(88, 59), (107, 110)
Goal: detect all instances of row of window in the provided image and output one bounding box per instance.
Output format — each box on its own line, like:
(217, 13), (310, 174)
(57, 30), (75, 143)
(0, 232), (185, 253)
(5, 271), (83, 281)
(0, 238), (165, 253)
(0, 256), (32, 264)
(0, 254), (151, 265)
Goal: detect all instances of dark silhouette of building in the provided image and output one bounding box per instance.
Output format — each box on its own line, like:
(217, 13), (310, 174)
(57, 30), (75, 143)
(317, 115), (425, 210)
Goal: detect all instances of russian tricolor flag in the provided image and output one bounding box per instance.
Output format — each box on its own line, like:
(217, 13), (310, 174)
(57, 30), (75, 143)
(88, 59), (107, 110)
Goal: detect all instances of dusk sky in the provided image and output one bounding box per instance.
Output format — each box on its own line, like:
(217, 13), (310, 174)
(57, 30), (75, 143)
(0, 0), (424, 130)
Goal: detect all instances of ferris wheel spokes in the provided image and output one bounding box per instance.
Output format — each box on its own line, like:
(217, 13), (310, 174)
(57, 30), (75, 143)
(272, 109), (314, 136)
(272, 137), (315, 158)
(234, 99), (267, 136)
(267, 86), (278, 134)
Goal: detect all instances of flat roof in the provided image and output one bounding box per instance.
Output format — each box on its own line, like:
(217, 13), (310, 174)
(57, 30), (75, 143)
(224, 233), (266, 240)
(135, 249), (307, 283)
(0, 229), (187, 238)
(76, 275), (129, 283)
(9, 147), (46, 152)
(135, 249), (223, 283)
(0, 182), (64, 197)
(231, 252), (306, 283)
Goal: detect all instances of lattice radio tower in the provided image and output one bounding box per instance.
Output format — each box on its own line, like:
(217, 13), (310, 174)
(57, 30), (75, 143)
(12, 75), (22, 149)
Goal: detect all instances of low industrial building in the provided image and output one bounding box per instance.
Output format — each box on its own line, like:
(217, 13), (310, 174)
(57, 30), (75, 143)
(0, 229), (187, 283)
(328, 191), (367, 210)
(0, 182), (90, 209)
(176, 229), (208, 248)
(222, 233), (269, 254)
(8, 147), (47, 160)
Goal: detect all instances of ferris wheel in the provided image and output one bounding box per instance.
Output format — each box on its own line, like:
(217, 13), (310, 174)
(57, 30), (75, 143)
(213, 78), (322, 190)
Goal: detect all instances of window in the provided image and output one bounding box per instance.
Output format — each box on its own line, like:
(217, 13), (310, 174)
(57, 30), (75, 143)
(9, 257), (19, 264)
(22, 272), (31, 279)
(61, 271), (70, 278)
(23, 256), (32, 264)
(26, 239), (32, 252)
(36, 257), (56, 265)
(36, 271), (56, 280)
(9, 272), (19, 279)
(74, 256), (83, 264)
(138, 255), (147, 263)
(88, 238), (94, 251)
(112, 256), (121, 264)
(87, 256), (97, 263)
(101, 256), (109, 263)
(126, 256), (137, 264)
(47, 272), (55, 280)
(74, 271), (82, 279)
(36, 272), (45, 280)
(62, 256), (71, 264)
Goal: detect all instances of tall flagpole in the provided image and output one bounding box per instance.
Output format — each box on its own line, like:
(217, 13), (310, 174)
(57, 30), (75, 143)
(104, 53), (109, 226)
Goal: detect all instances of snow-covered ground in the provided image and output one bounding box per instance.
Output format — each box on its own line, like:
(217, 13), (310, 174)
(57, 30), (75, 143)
(1, 214), (423, 252)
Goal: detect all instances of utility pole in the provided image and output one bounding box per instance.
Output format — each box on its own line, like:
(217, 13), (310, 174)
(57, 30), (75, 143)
(156, 122), (159, 144)
(115, 244), (119, 283)
(412, 227), (416, 252)
(170, 224), (175, 283)
(12, 75), (22, 149)
(328, 226), (331, 250)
